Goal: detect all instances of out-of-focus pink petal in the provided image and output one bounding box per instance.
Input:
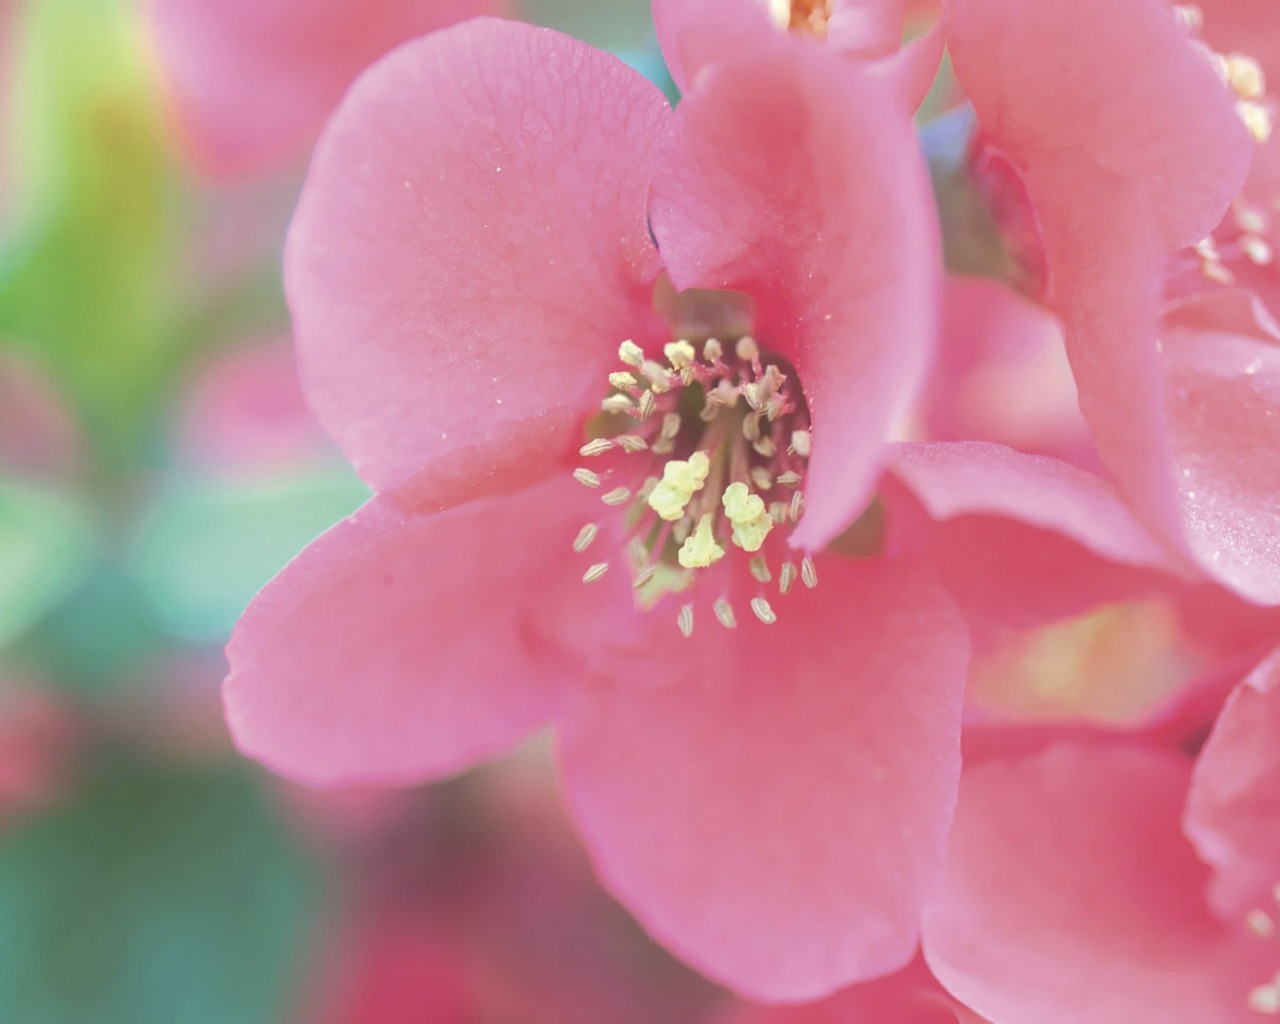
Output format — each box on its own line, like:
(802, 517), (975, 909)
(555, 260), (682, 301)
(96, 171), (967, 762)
(926, 276), (1090, 465)
(869, 20), (945, 113)
(652, 0), (777, 95)
(945, 0), (1251, 252)
(650, 49), (937, 553)
(286, 20), (669, 512)
(558, 559), (968, 1002)
(147, 0), (502, 178)
(923, 742), (1233, 1024)
(1186, 645), (1280, 918)
(1161, 321), (1280, 603)
(224, 477), (606, 786)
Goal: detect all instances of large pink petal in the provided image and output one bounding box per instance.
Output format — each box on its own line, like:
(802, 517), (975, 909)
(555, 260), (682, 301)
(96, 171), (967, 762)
(650, 48), (937, 553)
(557, 559), (968, 1002)
(923, 742), (1235, 1024)
(225, 477), (614, 786)
(1186, 645), (1280, 918)
(1162, 320), (1280, 603)
(147, 0), (500, 178)
(945, 0), (1250, 253)
(286, 20), (670, 512)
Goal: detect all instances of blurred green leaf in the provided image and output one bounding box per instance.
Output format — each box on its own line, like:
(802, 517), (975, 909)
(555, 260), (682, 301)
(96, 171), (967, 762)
(134, 468), (370, 644)
(0, 480), (94, 649)
(0, 757), (316, 1024)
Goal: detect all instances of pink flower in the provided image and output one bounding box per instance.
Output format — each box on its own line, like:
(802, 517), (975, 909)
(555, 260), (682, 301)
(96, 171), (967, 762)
(226, 18), (963, 1002)
(146, 0), (505, 177)
(943, 0), (1280, 604)
(654, 0), (944, 114)
(921, 736), (1275, 1023)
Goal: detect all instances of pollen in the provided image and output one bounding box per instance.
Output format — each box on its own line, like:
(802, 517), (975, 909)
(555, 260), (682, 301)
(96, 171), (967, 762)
(648, 452), (711, 521)
(678, 514), (726, 568)
(722, 482), (774, 551)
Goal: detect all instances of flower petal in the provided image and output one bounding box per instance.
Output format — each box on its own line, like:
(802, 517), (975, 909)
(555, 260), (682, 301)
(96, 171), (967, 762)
(147, 0), (498, 177)
(287, 19), (670, 511)
(945, 0), (1251, 252)
(557, 559), (968, 1002)
(1186, 645), (1280, 919)
(650, 48), (937, 553)
(225, 477), (606, 786)
(923, 742), (1234, 1024)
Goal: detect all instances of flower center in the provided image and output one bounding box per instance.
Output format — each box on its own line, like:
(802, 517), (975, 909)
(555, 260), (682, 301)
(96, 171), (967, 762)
(570, 334), (816, 636)
(1243, 886), (1280, 1015)
(763, 0), (834, 39)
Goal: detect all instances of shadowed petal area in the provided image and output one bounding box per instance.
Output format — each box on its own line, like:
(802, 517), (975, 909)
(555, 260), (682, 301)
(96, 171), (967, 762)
(147, 0), (499, 177)
(287, 19), (670, 513)
(923, 743), (1233, 1024)
(650, 49), (937, 553)
(1186, 645), (1280, 918)
(558, 559), (968, 1002)
(945, 0), (1250, 252)
(225, 477), (609, 786)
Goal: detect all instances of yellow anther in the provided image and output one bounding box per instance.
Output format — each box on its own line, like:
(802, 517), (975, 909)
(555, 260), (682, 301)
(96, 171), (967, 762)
(647, 452), (711, 521)
(750, 596), (777, 625)
(677, 603), (695, 638)
(618, 340), (645, 367)
(703, 338), (723, 362)
(790, 429), (812, 457)
(583, 562), (610, 583)
(714, 598), (738, 629)
(602, 394), (634, 414)
(579, 438), (613, 457)
(572, 523), (598, 553)
(723, 482), (773, 552)
(608, 371), (638, 390)
(664, 340), (696, 369)
(735, 335), (760, 362)
(1226, 52), (1266, 100)
(678, 514), (726, 568)
(1238, 99), (1273, 143)
(573, 468), (602, 487)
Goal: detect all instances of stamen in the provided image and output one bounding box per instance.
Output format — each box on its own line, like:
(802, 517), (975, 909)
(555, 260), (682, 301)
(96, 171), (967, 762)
(608, 371), (638, 390)
(790, 429), (812, 457)
(776, 470), (802, 487)
(615, 434), (650, 453)
(801, 556), (818, 589)
(779, 561), (797, 595)
(714, 598), (738, 629)
(579, 438), (614, 457)
(677, 603), (695, 638)
(633, 565), (657, 588)
(750, 597), (778, 625)
(703, 338), (723, 362)
(602, 394), (634, 414)
(678, 514), (726, 568)
(638, 389), (656, 418)
(749, 556), (772, 583)
(583, 562), (610, 583)
(1227, 52), (1267, 101)
(664, 340), (697, 369)
(750, 467), (774, 491)
(618, 340), (645, 367)
(573, 523), (598, 553)
(735, 335), (760, 363)
(790, 490), (806, 523)
(649, 452), (711, 521)
(723, 482), (774, 551)
(601, 486), (632, 506)
(574, 468), (602, 487)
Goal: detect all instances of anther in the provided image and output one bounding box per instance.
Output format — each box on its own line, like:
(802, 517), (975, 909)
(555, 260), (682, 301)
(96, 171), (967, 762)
(572, 523), (598, 553)
(615, 434), (650, 453)
(752, 435), (777, 459)
(749, 556), (772, 583)
(1238, 99), (1273, 143)
(608, 371), (638, 390)
(579, 438), (614, 457)
(768, 501), (790, 524)
(750, 467), (774, 491)
(1243, 235), (1274, 266)
(602, 486), (632, 506)
(742, 414), (762, 442)
(574, 468), (602, 487)
(677, 603), (695, 638)
(703, 338), (723, 362)
(633, 565), (657, 588)
(661, 413), (682, 440)
(1226, 52), (1266, 100)
(790, 490), (806, 523)
(638, 390), (656, 418)
(618, 340), (645, 367)
(750, 597), (778, 625)
(801, 556), (818, 589)
(664, 340), (696, 369)
(641, 360), (672, 391)
(735, 335), (760, 363)
(1247, 983), (1280, 1015)
(714, 598), (738, 629)
(602, 394), (634, 414)
(779, 561), (797, 595)
(1247, 908), (1276, 937)
(790, 429), (812, 457)
(776, 470), (802, 487)
(583, 562), (610, 583)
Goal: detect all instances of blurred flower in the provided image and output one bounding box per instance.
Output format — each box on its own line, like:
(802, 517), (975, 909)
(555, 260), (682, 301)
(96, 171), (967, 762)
(225, 17), (963, 1002)
(146, 0), (509, 178)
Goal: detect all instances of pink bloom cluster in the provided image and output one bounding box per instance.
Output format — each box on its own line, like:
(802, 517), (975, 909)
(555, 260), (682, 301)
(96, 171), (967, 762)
(217, 0), (1280, 1017)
